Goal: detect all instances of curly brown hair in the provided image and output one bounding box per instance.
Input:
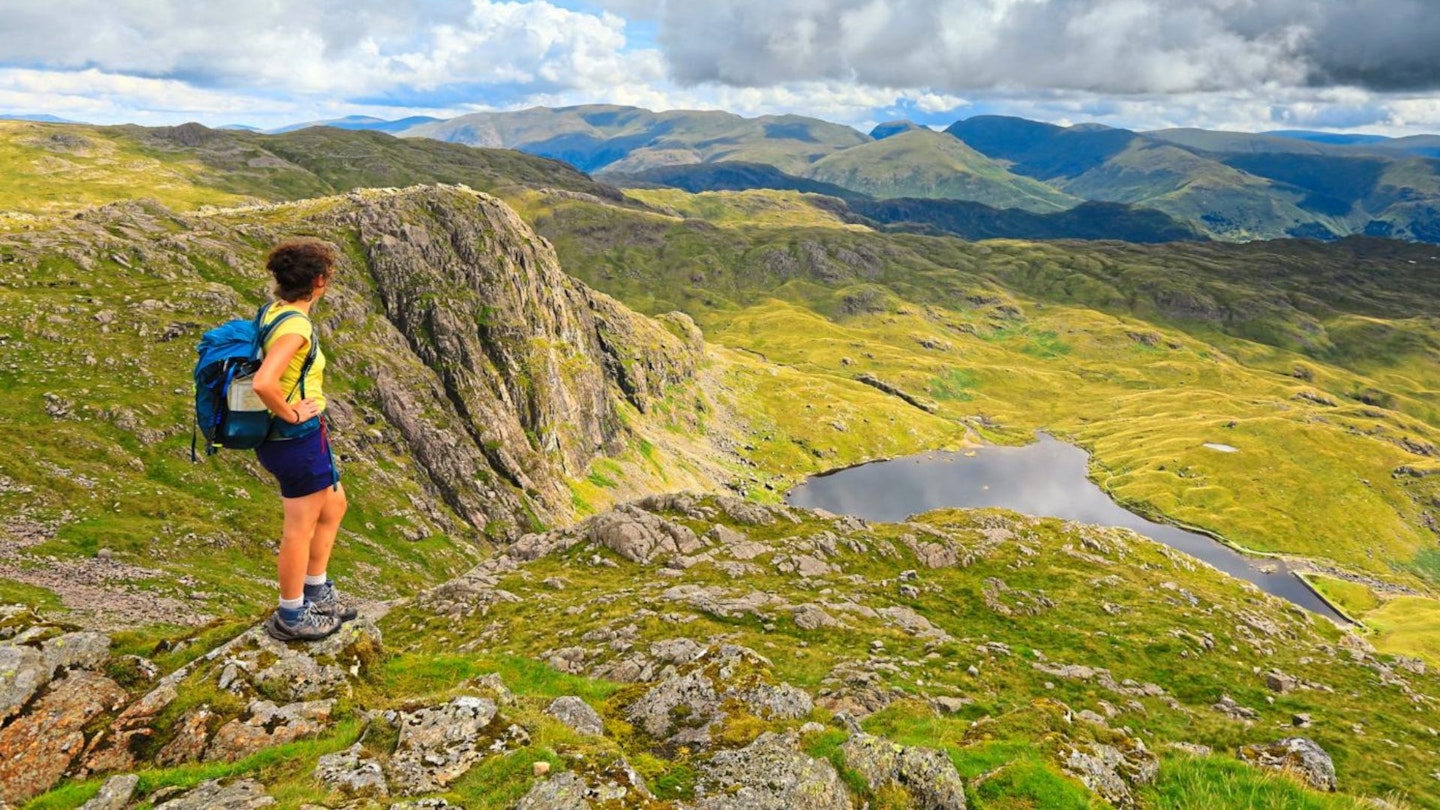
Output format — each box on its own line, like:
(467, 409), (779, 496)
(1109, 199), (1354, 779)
(267, 237), (338, 302)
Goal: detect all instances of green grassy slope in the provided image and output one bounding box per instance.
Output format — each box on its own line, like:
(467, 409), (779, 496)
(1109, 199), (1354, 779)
(804, 129), (1080, 212)
(607, 163), (1201, 243)
(525, 191), (1440, 591)
(0, 196), (479, 623)
(1063, 142), (1327, 240)
(0, 120), (622, 219)
(946, 116), (1140, 181)
(0, 181), (972, 631)
(23, 496), (1440, 809)
(1147, 129), (1340, 156)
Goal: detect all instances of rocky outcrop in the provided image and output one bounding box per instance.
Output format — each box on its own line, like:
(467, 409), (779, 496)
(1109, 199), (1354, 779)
(853, 373), (938, 413)
(1059, 738), (1160, 809)
(0, 630), (111, 727)
(340, 186), (704, 528)
(0, 670), (127, 804)
(81, 683), (177, 773)
(547, 696), (605, 736)
(205, 699), (334, 762)
(78, 774), (139, 810)
(690, 732), (850, 810)
(587, 505), (704, 563)
(386, 695), (530, 795)
(515, 758), (653, 808)
(0, 644), (48, 725)
(626, 645), (813, 747)
(840, 733), (967, 809)
(1238, 737), (1337, 792)
(314, 744), (388, 799)
(152, 778), (274, 809)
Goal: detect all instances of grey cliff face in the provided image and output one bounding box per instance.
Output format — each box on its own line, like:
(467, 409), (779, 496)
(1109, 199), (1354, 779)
(335, 186), (701, 531)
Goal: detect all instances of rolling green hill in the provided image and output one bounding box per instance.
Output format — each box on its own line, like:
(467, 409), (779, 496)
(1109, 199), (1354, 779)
(607, 161), (866, 201)
(0, 119), (624, 218)
(945, 115), (1141, 181)
(610, 161), (1200, 243)
(803, 129), (1080, 212)
(401, 104), (870, 175)
(949, 116), (1440, 242)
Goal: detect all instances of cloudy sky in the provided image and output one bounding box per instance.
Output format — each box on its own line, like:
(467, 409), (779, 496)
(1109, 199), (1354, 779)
(3, 0), (1440, 135)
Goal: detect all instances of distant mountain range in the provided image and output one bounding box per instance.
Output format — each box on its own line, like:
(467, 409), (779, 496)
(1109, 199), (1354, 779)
(290, 105), (1437, 243)
(0, 113), (81, 124)
(11, 104), (1440, 243)
(269, 114), (443, 134)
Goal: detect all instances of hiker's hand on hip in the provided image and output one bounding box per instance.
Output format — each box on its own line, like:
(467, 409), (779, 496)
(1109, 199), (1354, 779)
(292, 399), (320, 423)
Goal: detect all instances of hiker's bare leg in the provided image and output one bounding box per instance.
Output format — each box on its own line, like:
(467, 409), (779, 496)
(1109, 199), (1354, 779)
(307, 483), (347, 577)
(277, 489), (328, 600)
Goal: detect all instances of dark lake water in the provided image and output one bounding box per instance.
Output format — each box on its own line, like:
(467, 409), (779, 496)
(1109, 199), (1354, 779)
(786, 434), (1345, 622)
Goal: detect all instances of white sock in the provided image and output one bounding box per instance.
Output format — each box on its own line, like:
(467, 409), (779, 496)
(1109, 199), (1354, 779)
(278, 595), (305, 611)
(304, 573), (327, 586)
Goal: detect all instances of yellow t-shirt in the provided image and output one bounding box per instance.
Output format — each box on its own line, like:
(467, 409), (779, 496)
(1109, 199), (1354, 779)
(261, 303), (326, 413)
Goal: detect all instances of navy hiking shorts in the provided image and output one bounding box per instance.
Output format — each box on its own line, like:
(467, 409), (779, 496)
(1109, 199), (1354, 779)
(255, 423), (338, 499)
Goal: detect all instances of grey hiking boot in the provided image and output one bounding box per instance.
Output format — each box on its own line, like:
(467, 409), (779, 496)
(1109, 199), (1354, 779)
(308, 580), (358, 622)
(264, 602), (342, 642)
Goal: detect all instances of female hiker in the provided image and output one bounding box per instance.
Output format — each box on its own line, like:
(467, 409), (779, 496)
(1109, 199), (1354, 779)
(250, 237), (356, 641)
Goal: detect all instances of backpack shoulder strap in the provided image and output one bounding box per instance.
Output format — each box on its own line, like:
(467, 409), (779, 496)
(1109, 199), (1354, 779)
(256, 307), (316, 356)
(260, 306), (319, 401)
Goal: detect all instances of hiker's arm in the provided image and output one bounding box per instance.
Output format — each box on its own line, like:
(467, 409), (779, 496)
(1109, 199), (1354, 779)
(252, 333), (308, 423)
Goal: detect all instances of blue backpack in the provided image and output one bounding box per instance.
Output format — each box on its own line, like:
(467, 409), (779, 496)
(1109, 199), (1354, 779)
(192, 304), (317, 460)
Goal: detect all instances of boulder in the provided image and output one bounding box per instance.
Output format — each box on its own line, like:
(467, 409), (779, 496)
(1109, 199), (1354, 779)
(878, 606), (951, 641)
(514, 772), (590, 810)
(1212, 694), (1259, 721)
(650, 638), (705, 665)
(793, 604), (841, 630)
(152, 778), (274, 809)
(691, 731), (850, 810)
(716, 497), (785, 526)
(626, 645), (811, 747)
(206, 699), (334, 762)
(78, 774), (139, 810)
(627, 668), (722, 745)
(81, 682), (179, 773)
(156, 705), (216, 766)
(1059, 739), (1159, 809)
(1265, 670), (1299, 694)
(705, 524), (749, 548)
(388, 696), (500, 794)
(41, 632), (111, 673)
(1238, 737), (1337, 792)
(840, 732), (967, 809)
(515, 758), (651, 808)
(546, 696), (604, 736)
(314, 743), (388, 798)
(587, 505), (703, 563)
(0, 644), (48, 725)
(0, 670), (127, 805)
(737, 682), (814, 722)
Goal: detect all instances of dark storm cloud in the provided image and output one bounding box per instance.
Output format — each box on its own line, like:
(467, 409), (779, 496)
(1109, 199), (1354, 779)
(1304, 0), (1440, 91)
(621, 0), (1440, 94)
